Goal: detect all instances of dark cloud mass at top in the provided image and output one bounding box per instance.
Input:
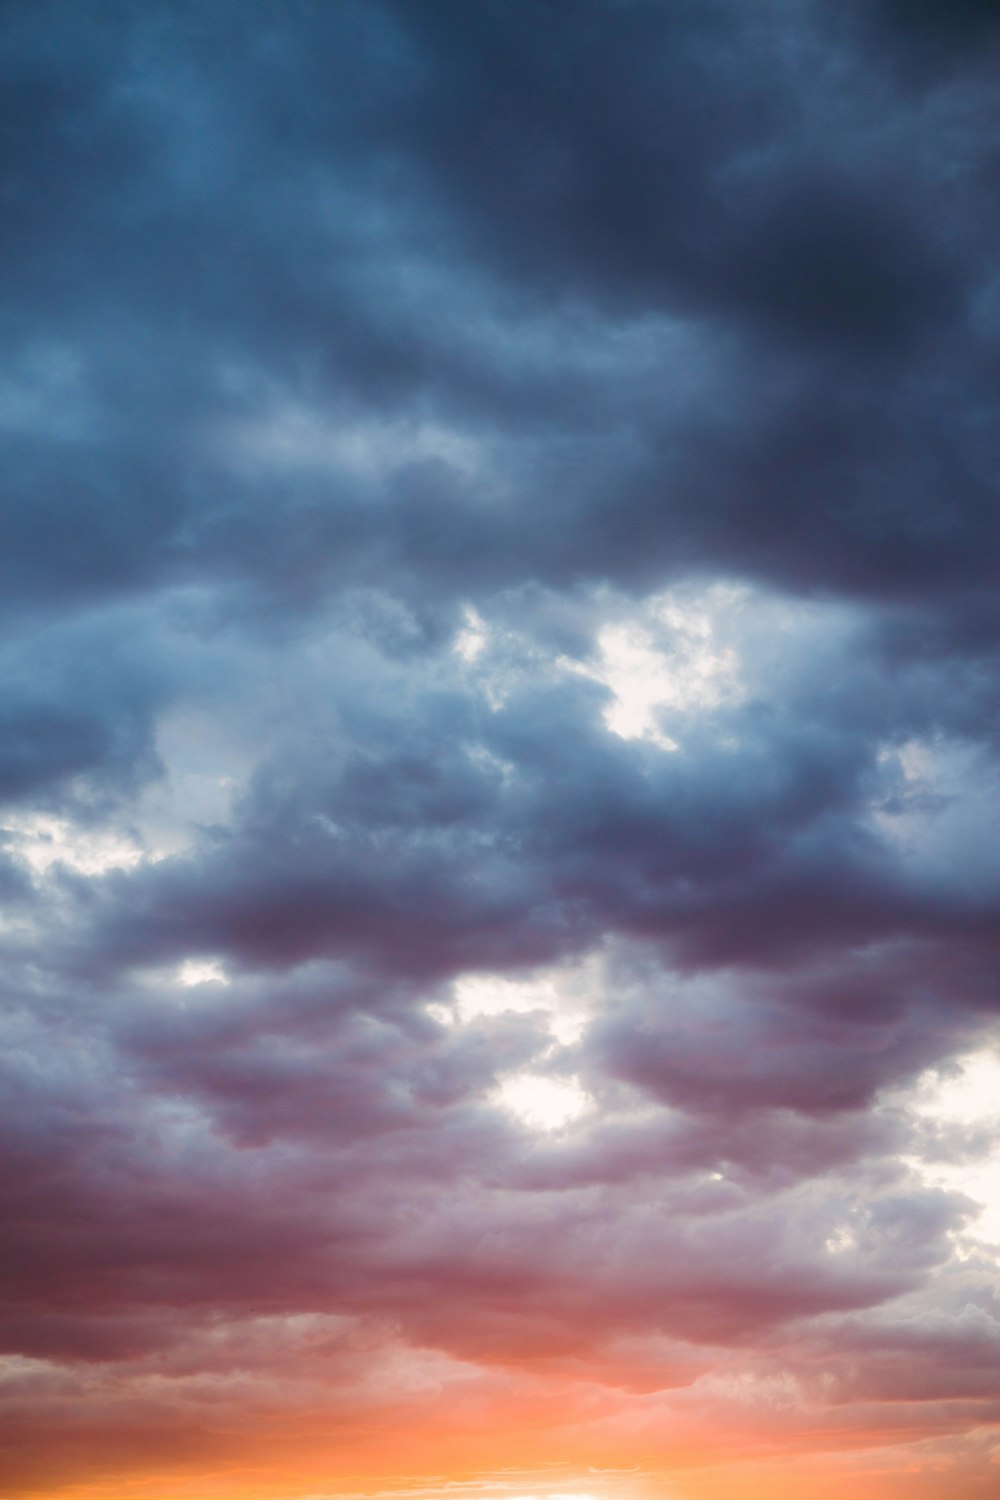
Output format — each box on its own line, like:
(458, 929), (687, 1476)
(1, 3), (999, 1497)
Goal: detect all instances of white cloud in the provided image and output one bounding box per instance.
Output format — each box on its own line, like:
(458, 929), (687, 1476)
(177, 958), (231, 988)
(454, 605), (489, 662)
(895, 1044), (1000, 1249)
(559, 586), (745, 750)
(4, 813), (145, 877)
(442, 958), (602, 1046)
(494, 1072), (591, 1132)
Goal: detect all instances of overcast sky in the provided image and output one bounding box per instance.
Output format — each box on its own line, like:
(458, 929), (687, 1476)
(2, 4), (999, 1499)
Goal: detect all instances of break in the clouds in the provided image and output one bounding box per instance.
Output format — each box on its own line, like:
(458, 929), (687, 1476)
(2, 4), (999, 1499)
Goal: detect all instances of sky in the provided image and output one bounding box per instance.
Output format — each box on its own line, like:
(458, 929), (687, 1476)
(1, 2), (999, 1498)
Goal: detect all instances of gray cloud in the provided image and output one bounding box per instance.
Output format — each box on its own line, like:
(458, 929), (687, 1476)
(2, 2), (1000, 1495)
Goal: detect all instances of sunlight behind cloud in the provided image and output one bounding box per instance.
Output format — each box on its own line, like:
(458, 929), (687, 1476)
(177, 958), (231, 988)
(5, 813), (145, 877)
(454, 605), (489, 662)
(435, 955), (608, 1046)
(899, 1044), (1000, 1248)
(494, 1072), (591, 1131)
(560, 587), (744, 749)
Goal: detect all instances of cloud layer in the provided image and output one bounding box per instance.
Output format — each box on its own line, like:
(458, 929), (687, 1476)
(1, 3), (999, 1497)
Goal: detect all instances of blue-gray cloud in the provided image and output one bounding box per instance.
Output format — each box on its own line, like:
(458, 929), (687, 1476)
(2, 3), (999, 1494)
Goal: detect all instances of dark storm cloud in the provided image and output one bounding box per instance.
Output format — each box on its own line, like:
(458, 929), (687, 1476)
(2, 2), (1000, 1495)
(872, 0), (1000, 50)
(1, 0), (997, 631)
(386, 0), (963, 350)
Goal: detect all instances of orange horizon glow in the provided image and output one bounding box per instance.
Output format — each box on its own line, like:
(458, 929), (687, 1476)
(4, 3), (1000, 1498)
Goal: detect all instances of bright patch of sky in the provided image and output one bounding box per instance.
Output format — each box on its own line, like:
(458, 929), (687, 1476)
(4, 812), (145, 877)
(494, 1071), (591, 1132)
(454, 605), (489, 663)
(177, 958), (231, 987)
(434, 957), (602, 1046)
(452, 583), (758, 743)
(893, 1043), (1000, 1250)
(825, 1225), (858, 1255)
(561, 589), (744, 749)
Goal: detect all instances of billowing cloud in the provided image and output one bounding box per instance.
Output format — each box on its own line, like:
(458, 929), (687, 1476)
(1, 3), (999, 1498)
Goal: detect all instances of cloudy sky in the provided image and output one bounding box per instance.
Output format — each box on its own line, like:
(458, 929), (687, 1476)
(2, 3), (1000, 1498)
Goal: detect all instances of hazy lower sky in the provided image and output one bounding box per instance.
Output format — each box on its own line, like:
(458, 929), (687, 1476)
(1, 4), (999, 1499)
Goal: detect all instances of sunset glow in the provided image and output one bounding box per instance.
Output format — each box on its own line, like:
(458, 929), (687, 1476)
(2, 2), (1000, 1498)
